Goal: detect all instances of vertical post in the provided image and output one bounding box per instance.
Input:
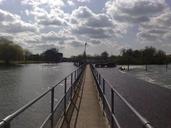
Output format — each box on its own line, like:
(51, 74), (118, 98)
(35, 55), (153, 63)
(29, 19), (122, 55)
(75, 71), (76, 81)
(103, 79), (105, 93)
(127, 64), (130, 71)
(64, 78), (67, 116)
(111, 89), (114, 113)
(111, 89), (114, 128)
(96, 71), (98, 79)
(145, 64), (147, 71)
(71, 73), (73, 85)
(78, 69), (79, 77)
(99, 74), (101, 85)
(102, 79), (105, 111)
(51, 87), (54, 128)
(71, 73), (73, 99)
(166, 63), (168, 72)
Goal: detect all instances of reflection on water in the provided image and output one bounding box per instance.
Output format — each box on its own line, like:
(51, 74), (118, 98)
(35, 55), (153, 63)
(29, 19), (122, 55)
(122, 64), (171, 89)
(0, 63), (76, 128)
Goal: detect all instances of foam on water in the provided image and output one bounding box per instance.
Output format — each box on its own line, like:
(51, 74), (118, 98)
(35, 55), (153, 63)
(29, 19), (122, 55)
(126, 65), (171, 89)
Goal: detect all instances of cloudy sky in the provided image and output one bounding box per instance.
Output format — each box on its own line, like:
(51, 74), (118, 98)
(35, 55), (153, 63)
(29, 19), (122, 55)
(0, 0), (171, 57)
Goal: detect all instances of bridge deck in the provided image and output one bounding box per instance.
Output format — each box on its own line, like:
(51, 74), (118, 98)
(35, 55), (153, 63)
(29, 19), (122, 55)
(74, 65), (107, 128)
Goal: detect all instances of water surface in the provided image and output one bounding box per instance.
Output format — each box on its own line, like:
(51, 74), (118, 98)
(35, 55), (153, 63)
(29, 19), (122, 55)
(0, 63), (76, 128)
(122, 64), (171, 89)
(96, 65), (171, 128)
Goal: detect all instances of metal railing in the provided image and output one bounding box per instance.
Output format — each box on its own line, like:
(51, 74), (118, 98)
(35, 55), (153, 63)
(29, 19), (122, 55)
(0, 65), (85, 128)
(90, 65), (153, 128)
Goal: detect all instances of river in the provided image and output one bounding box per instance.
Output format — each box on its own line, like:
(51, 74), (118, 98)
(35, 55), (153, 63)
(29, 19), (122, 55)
(0, 62), (76, 128)
(97, 64), (171, 128)
(120, 64), (171, 89)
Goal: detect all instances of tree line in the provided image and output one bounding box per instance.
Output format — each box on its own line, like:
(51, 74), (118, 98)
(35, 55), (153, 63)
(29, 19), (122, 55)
(0, 37), (170, 65)
(0, 37), (63, 65)
(118, 47), (169, 65)
(70, 47), (171, 65)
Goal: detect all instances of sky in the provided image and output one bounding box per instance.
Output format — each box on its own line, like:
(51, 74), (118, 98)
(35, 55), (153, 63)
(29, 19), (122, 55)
(0, 0), (171, 57)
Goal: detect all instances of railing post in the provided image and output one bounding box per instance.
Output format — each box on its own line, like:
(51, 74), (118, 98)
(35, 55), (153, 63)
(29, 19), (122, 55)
(103, 79), (105, 94)
(79, 68), (80, 76)
(111, 89), (114, 113)
(99, 74), (101, 85)
(96, 71), (98, 79)
(64, 78), (67, 116)
(75, 70), (77, 80)
(71, 73), (73, 99)
(51, 87), (54, 128)
(102, 79), (105, 111)
(111, 89), (114, 128)
(74, 71), (76, 81)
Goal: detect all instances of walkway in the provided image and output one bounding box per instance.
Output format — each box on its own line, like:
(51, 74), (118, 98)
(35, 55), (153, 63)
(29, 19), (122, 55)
(75, 65), (107, 128)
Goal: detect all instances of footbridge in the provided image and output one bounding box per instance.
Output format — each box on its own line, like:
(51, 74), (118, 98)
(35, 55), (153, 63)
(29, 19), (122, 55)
(0, 64), (153, 128)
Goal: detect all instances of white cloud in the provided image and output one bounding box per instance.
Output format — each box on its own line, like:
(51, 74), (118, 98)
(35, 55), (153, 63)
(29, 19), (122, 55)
(77, 0), (90, 3)
(21, 0), (65, 8)
(25, 10), (30, 16)
(71, 6), (94, 19)
(70, 6), (125, 39)
(29, 6), (69, 27)
(41, 31), (74, 43)
(70, 40), (84, 47)
(0, 0), (3, 3)
(1, 21), (37, 33)
(38, 17), (68, 26)
(90, 39), (101, 45)
(0, 33), (14, 40)
(30, 6), (48, 19)
(0, 0), (170, 56)
(138, 9), (171, 42)
(67, 0), (75, 6)
(0, 9), (20, 22)
(106, 0), (167, 24)
(0, 9), (37, 33)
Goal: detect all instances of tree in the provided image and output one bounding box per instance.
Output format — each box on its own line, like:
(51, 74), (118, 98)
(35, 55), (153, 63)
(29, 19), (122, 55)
(120, 48), (134, 70)
(24, 49), (32, 61)
(0, 38), (24, 64)
(101, 51), (109, 60)
(142, 47), (156, 63)
(41, 48), (63, 62)
(155, 50), (166, 64)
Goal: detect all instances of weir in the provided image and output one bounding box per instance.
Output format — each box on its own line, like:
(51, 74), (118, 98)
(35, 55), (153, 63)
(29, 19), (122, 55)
(0, 64), (154, 128)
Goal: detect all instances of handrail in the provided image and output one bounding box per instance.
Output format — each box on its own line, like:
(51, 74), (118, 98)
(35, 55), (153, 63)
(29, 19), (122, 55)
(90, 64), (153, 128)
(3, 88), (52, 122)
(0, 64), (85, 128)
(112, 86), (152, 128)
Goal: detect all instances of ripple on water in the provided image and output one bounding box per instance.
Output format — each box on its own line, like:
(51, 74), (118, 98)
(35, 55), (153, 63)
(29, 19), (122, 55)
(126, 65), (171, 89)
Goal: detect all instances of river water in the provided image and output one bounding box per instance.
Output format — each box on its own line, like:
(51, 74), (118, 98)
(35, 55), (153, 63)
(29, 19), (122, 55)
(97, 64), (171, 128)
(121, 64), (171, 89)
(0, 63), (76, 128)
